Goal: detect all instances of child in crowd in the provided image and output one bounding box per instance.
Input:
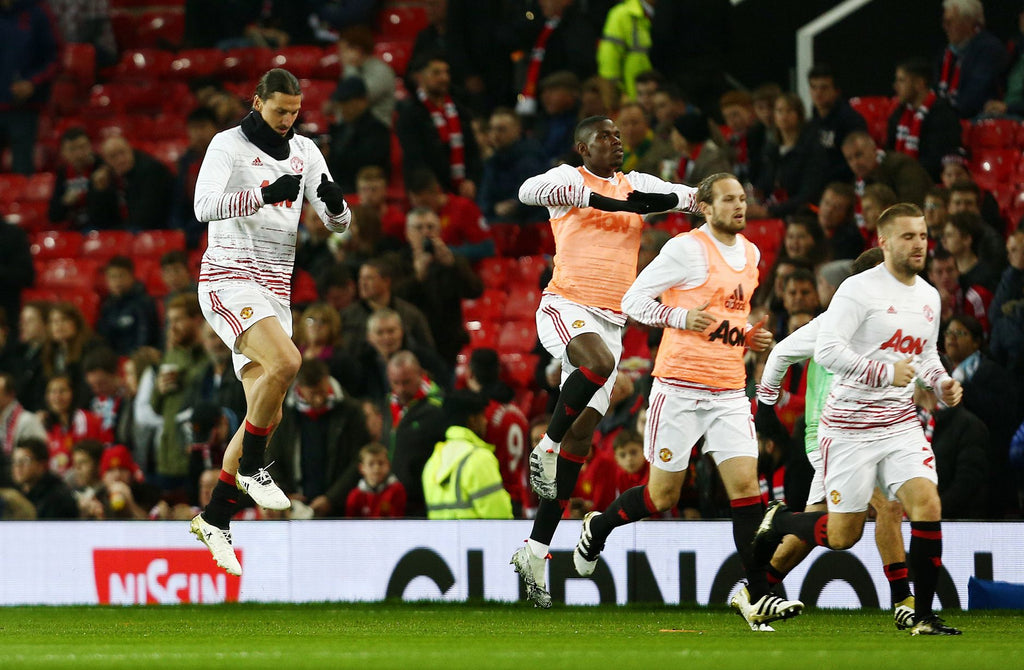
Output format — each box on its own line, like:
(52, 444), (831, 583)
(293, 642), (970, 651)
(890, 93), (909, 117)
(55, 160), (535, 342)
(612, 430), (649, 496)
(345, 443), (406, 518)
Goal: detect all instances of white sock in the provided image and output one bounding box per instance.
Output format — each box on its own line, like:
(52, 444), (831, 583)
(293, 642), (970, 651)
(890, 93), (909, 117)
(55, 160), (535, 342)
(527, 539), (549, 559)
(538, 433), (560, 454)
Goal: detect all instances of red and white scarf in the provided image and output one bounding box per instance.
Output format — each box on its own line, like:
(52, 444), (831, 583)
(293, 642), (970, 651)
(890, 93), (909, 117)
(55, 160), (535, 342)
(519, 16), (561, 111)
(389, 374), (433, 427)
(2, 403), (23, 454)
(937, 48), (961, 105)
(418, 88), (466, 189)
(894, 91), (936, 159)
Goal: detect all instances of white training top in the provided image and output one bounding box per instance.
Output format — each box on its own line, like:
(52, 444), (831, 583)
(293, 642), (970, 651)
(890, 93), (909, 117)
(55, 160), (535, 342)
(757, 318), (819, 405)
(814, 264), (950, 440)
(621, 223), (759, 330)
(194, 126), (351, 302)
(518, 163), (697, 220)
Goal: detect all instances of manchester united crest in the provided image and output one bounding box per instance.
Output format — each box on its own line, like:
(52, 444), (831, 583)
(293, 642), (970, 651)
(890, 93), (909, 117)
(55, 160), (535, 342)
(659, 448), (672, 462)
(240, 307), (253, 319)
(290, 156), (304, 173)
(572, 320), (585, 328)
(830, 489), (842, 504)
(923, 304), (934, 323)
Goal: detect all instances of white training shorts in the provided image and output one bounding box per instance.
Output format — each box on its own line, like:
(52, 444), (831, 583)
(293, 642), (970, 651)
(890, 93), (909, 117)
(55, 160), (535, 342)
(806, 446), (825, 506)
(200, 286), (293, 379)
(535, 292), (623, 416)
(644, 378), (757, 473)
(819, 427), (938, 513)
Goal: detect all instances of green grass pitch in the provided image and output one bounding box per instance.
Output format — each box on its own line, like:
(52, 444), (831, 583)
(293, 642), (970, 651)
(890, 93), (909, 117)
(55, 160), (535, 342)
(1, 603), (1019, 670)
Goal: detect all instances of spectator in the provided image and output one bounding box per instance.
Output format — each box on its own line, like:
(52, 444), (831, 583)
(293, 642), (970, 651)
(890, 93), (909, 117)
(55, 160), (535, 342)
(942, 212), (1000, 292)
(927, 247), (992, 331)
(361, 397), (384, 443)
(159, 250), (198, 306)
(0, 371), (46, 459)
(632, 70), (664, 126)
(466, 348), (531, 518)
(0, 485), (34, 518)
(41, 302), (103, 403)
(68, 438), (104, 511)
(477, 107), (549, 225)
(937, 0), (1006, 118)
(816, 258), (853, 309)
(512, 0), (598, 118)
(719, 89), (767, 189)
(982, 5), (1024, 118)
(11, 301), (49, 411)
(38, 372), (111, 476)
(10, 437), (77, 519)
(295, 302), (346, 373)
(617, 101), (675, 177)
(87, 443), (161, 520)
(48, 0), (117, 67)
(150, 294), (205, 495)
(295, 204), (340, 286)
(318, 263), (359, 313)
(946, 180), (1006, 264)
(335, 25), (396, 127)
(95, 256), (161, 356)
(345, 442), (406, 518)
(422, 389), (513, 519)
(651, 83), (691, 146)
(928, 399), (991, 519)
(804, 63), (867, 183)
(182, 401), (236, 507)
(82, 346), (126, 438)
(49, 126), (107, 229)
(444, 0), (518, 115)
(782, 216), (826, 266)
(387, 350), (448, 517)
(266, 358), (372, 517)
(939, 154), (1003, 233)
(121, 345), (163, 477)
(351, 165), (407, 241)
(396, 51), (483, 199)
(592, 371), (644, 455)
(181, 323), (246, 430)
(859, 182), (898, 249)
(326, 77), (391, 193)
(887, 57), (962, 182)
(611, 429), (649, 496)
(0, 0), (59, 174)
(91, 136), (174, 231)
(390, 207), (484, 367)
(408, 0), (448, 89)
(171, 107), (220, 249)
(751, 82), (782, 135)
(406, 168), (494, 260)
(596, 0), (653, 106)
(924, 186), (950, 244)
(532, 70), (582, 166)
(989, 230), (1024, 374)
(841, 130), (932, 207)
(669, 113), (730, 186)
(816, 182), (864, 261)
(340, 258), (435, 356)
(0, 209), (34, 341)
(750, 92), (828, 219)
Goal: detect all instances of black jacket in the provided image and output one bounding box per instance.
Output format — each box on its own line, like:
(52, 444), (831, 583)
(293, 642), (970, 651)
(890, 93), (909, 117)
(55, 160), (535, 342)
(25, 472), (78, 519)
(932, 405), (990, 519)
(757, 126), (829, 218)
(389, 396), (448, 518)
(327, 110), (392, 193)
(806, 99), (867, 183)
(89, 150), (173, 230)
(0, 221), (33, 340)
(885, 95), (962, 182)
(96, 282), (161, 356)
(395, 93), (482, 192)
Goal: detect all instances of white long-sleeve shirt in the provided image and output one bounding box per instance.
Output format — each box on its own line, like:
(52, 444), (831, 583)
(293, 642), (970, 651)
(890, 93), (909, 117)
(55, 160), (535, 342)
(518, 164), (697, 219)
(757, 318), (819, 405)
(194, 127), (351, 302)
(621, 223), (760, 331)
(814, 264), (950, 439)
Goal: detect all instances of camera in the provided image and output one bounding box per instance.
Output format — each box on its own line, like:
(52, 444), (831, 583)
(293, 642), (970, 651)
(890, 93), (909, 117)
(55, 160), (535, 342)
(423, 238), (435, 253)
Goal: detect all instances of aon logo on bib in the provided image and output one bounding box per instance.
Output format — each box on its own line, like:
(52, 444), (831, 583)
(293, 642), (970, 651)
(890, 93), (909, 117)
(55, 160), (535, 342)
(880, 329), (925, 355)
(707, 320), (746, 347)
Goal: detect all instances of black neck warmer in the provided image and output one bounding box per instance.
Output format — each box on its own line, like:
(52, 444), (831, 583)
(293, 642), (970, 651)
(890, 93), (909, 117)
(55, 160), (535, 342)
(240, 110), (293, 160)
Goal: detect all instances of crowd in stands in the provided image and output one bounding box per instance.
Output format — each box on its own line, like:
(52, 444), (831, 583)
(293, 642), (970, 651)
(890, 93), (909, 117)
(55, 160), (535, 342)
(1, 0), (1023, 522)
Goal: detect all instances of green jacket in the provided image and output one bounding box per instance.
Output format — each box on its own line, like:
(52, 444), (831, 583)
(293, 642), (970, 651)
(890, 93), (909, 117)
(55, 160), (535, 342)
(150, 343), (206, 477)
(422, 426), (513, 520)
(597, 0), (653, 100)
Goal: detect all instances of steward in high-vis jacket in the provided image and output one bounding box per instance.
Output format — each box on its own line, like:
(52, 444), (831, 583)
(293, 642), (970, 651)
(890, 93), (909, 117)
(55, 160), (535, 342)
(423, 390), (513, 519)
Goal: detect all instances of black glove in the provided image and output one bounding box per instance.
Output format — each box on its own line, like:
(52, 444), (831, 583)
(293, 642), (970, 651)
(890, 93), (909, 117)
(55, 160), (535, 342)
(589, 192), (641, 213)
(316, 174), (346, 214)
(262, 173), (301, 205)
(626, 190), (679, 214)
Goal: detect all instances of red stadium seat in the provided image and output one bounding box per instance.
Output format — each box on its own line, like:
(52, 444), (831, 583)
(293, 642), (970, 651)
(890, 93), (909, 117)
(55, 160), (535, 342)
(0, 174), (27, 206)
(497, 320), (537, 354)
(83, 230), (136, 261)
(36, 258), (102, 291)
(24, 172), (55, 202)
(31, 230), (83, 260)
(139, 140), (187, 171)
(743, 217), (785, 283)
(967, 119), (1020, 151)
(315, 47), (342, 80)
(299, 79), (337, 115)
(222, 48), (273, 81)
(848, 96), (898, 125)
(137, 11), (185, 49)
(971, 149), (1017, 190)
(21, 287), (59, 304)
(112, 49), (174, 81)
(466, 320), (499, 350)
(271, 47), (323, 80)
(504, 287), (541, 321)
(133, 230), (186, 258)
(462, 289), (507, 322)
(488, 223), (519, 256)
(515, 255), (548, 287)
(2, 201), (48, 231)
(373, 41), (413, 77)
(61, 43), (96, 85)
(64, 288), (101, 326)
(135, 258), (166, 297)
(475, 256), (516, 288)
(377, 6), (428, 39)
(170, 49), (224, 80)
(500, 353), (539, 389)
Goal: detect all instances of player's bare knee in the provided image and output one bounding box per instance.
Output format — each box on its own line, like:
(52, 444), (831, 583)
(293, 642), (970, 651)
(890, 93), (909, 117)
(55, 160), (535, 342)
(828, 526), (863, 551)
(266, 349), (301, 389)
(647, 485), (679, 512)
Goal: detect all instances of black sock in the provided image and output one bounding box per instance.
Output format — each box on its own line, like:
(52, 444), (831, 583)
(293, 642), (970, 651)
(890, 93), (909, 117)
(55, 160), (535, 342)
(588, 486), (658, 544)
(884, 562), (912, 604)
(732, 496), (770, 600)
(238, 421), (271, 474)
(546, 367), (607, 443)
(910, 521), (942, 618)
(776, 509), (832, 548)
(202, 475), (240, 529)
(767, 564), (786, 588)
(555, 451), (586, 499)
(530, 498), (567, 546)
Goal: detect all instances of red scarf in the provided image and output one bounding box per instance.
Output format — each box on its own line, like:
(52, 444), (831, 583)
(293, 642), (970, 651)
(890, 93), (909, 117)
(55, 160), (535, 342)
(937, 48), (961, 105)
(418, 88), (466, 189)
(520, 16), (560, 106)
(675, 142), (704, 183)
(389, 374), (433, 427)
(3, 403), (23, 454)
(894, 91), (936, 159)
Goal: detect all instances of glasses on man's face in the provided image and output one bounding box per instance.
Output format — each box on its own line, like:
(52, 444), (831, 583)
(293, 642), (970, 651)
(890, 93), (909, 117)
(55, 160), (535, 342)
(11, 457), (34, 467)
(945, 328), (971, 339)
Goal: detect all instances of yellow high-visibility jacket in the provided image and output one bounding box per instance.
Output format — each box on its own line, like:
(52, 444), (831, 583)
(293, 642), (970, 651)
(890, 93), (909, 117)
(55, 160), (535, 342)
(422, 426), (513, 519)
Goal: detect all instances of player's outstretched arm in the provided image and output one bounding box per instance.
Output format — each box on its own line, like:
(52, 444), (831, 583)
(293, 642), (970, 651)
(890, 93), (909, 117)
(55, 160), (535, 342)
(625, 172), (699, 212)
(757, 319), (819, 404)
(622, 236), (701, 329)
